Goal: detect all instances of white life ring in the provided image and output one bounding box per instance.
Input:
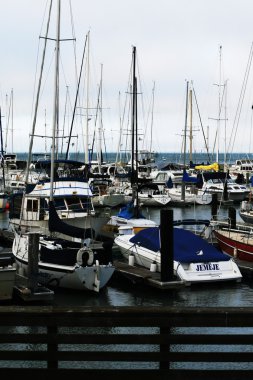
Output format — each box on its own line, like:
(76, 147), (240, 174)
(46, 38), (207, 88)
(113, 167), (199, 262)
(76, 247), (94, 266)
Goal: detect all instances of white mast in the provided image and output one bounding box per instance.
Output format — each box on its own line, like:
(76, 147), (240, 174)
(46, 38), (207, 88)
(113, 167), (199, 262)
(216, 45), (222, 163)
(149, 81), (155, 154)
(50, 0), (61, 201)
(85, 31), (90, 164)
(97, 63), (103, 174)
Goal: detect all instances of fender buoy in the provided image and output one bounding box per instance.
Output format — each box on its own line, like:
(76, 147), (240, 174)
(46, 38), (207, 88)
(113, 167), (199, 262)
(76, 247), (94, 266)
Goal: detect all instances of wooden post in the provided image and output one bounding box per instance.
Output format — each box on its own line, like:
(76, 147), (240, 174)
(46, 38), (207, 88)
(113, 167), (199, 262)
(160, 209), (174, 282)
(223, 180), (228, 201)
(27, 232), (40, 292)
(211, 194), (218, 220)
(47, 325), (58, 369)
(181, 182), (185, 201)
(228, 207), (236, 230)
(159, 326), (170, 369)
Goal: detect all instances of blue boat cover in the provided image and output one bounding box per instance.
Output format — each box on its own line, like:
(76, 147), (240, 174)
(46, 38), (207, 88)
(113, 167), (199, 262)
(129, 227), (230, 263)
(117, 201), (145, 219)
(182, 170), (199, 183)
(165, 177), (173, 188)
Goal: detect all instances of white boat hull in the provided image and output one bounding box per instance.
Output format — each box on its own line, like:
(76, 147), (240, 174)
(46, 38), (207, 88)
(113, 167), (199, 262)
(167, 188), (213, 205)
(12, 233), (115, 292)
(114, 234), (242, 284)
(92, 194), (125, 208)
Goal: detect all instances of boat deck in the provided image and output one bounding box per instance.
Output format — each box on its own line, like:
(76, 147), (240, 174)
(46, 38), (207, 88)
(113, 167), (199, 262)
(217, 228), (253, 246)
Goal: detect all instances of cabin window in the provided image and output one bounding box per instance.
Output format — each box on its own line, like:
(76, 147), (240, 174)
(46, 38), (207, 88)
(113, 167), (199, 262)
(80, 196), (92, 211)
(157, 173), (167, 181)
(27, 199), (38, 212)
(54, 198), (66, 210)
(65, 196), (81, 210)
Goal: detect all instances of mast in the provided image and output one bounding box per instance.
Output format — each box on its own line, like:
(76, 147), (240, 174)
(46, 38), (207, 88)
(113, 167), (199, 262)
(183, 81), (189, 169)
(97, 63), (103, 174)
(189, 85), (193, 162)
(216, 45), (222, 163)
(181, 80), (189, 201)
(25, 0), (52, 184)
(149, 81), (155, 155)
(11, 89), (14, 153)
(131, 46), (136, 188)
(84, 31), (90, 164)
(50, 0), (61, 201)
(65, 32), (88, 160)
(0, 109), (5, 190)
(130, 46), (139, 216)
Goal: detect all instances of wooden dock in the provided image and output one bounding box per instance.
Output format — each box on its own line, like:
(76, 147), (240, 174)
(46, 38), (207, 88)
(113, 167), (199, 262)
(114, 257), (253, 289)
(113, 260), (186, 289)
(0, 241), (54, 303)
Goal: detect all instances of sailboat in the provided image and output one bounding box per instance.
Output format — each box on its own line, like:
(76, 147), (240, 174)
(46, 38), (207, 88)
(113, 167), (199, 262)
(166, 82), (212, 206)
(11, 0), (115, 292)
(104, 46), (157, 236)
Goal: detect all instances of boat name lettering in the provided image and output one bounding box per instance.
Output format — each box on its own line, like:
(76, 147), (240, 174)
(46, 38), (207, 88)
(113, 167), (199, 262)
(196, 263), (220, 271)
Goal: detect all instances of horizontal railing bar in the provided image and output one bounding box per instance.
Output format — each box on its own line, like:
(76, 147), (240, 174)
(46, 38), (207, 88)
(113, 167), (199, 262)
(0, 333), (253, 345)
(0, 312), (252, 325)
(0, 350), (253, 362)
(0, 368), (252, 380)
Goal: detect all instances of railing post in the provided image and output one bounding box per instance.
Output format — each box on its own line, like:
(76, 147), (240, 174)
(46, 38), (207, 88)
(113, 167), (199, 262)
(159, 326), (171, 370)
(47, 325), (58, 369)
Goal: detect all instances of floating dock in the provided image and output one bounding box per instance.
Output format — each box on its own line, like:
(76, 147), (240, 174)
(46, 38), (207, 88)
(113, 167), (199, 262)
(113, 260), (186, 290)
(0, 243), (54, 303)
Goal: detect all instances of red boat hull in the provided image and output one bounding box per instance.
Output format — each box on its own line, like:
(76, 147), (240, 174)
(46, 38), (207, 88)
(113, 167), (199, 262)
(214, 230), (253, 262)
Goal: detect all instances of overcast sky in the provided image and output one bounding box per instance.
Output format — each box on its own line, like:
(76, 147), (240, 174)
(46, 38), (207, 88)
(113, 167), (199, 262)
(0, 0), (253, 156)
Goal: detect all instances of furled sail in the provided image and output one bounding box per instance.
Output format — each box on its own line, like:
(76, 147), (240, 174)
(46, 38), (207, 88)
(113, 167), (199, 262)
(48, 200), (94, 239)
(194, 162), (219, 172)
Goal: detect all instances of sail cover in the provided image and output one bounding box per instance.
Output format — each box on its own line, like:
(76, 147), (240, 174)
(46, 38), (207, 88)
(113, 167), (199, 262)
(129, 227), (230, 263)
(117, 201), (145, 219)
(48, 200), (94, 239)
(182, 170), (199, 183)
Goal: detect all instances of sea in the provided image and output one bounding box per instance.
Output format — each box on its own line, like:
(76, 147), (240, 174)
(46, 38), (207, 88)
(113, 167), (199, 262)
(3, 150), (253, 307)
(15, 150), (253, 167)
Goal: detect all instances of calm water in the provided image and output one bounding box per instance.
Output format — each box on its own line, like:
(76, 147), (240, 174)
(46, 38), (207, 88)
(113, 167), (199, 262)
(16, 151), (253, 166)
(2, 202), (253, 308)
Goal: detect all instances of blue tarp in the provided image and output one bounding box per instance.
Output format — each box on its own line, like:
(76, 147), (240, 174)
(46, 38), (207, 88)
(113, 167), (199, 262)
(129, 227), (230, 263)
(117, 201), (145, 220)
(182, 170), (199, 183)
(165, 177), (173, 188)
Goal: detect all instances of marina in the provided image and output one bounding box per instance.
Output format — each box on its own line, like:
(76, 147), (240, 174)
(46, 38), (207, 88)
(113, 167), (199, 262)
(1, 0), (253, 376)
(1, 197), (253, 307)
(1, 159), (253, 377)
